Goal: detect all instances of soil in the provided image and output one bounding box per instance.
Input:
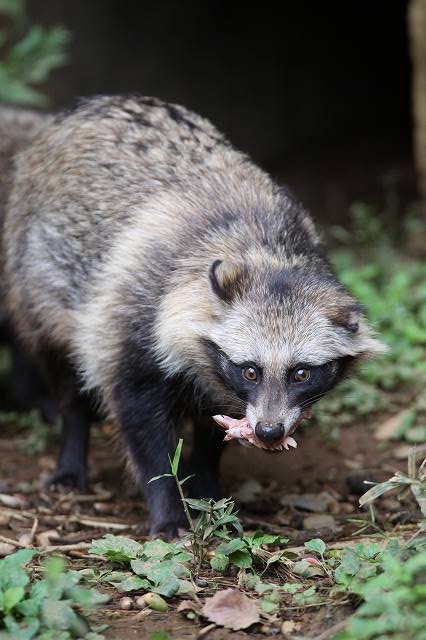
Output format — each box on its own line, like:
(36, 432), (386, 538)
(0, 414), (418, 640)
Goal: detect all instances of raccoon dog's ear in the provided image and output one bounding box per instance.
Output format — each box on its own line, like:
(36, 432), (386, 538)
(345, 303), (365, 334)
(209, 260), (247, 303)
(329, 302), (365, 334)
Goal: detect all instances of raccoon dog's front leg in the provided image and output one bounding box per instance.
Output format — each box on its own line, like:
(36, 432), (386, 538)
(188, 414), (225, 500)
(114, 375), (186, 537)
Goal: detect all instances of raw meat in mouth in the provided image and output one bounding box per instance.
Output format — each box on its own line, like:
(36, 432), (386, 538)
(212, 408), (312, 451)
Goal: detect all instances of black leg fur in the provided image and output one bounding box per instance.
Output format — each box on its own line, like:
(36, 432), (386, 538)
(40, 351), (94, 491)
(188, 413), (225, 501)
(114, 371), (187, 537)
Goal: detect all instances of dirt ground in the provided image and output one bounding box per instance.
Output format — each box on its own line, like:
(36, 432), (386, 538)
(0, 412), (418, 640)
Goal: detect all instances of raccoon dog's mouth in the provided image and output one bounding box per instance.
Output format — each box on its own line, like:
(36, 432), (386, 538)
(212, 408), (312, 452)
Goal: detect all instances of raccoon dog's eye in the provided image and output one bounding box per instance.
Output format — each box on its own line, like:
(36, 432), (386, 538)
(292, 368), (310, 383)
(242, 366), (258, 382)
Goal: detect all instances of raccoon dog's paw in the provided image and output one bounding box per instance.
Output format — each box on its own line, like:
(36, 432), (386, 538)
(44, 463), (88, 491)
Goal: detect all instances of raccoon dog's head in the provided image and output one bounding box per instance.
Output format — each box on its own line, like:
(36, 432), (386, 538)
(202, 259), (385, 448)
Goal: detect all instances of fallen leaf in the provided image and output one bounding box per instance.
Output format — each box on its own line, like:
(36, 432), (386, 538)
(202, 588), (260, 630)
(178, 599), (199, 613)
(374, 409), (412, 441)
(393, 444), (413, 460)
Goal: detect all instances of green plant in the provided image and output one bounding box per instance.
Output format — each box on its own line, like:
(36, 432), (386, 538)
(0, 550), (109, 639)
(210, 532), (289, 573)
(149, 439), (243, 569)
(89, 534), (193, 598)
(314, 204), (426, 441)
(359, 446), (426, 540)
(0, 0), (69, 106)
(335, 550), (426, 640)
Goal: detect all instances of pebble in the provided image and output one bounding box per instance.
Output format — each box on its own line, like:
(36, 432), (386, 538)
(280, 491), (335, 513)
(0, 493), (26, 508)
(0, 514), (10, 526)
(135, 595), (147, 609)
(303, 514), (337, 530)
(94, 502), (115, 514)
(0, 542), (16, 557)
(119, 597), (133, 610)
(196, 578), (208, 587)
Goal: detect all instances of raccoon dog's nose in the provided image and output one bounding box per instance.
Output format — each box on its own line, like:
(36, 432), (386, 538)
(255, 422), (285, 444)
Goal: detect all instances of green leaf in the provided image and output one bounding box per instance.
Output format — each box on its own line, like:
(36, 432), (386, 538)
(183, 498), (212, 512)
(3, 614), (40, 640)
(2, 586), (25, 614)
(117, 576), (150, 593)
(41, 598), (82, 631)
(142, 539), (174, 560)
(89, 534), (143, 564)
(229, 550), (252, 569)
(281, 582), (303, 594)
(210, 553), (229, 572)
(150, 631), (169, 640)
(153, 575), (181, 597)
(245, 533), (284, 548)
(171, 438), (183, 476)
(304, 538), (326, 557)
(340, 551), (361, 576)
(216, 538), (246, 556)
(148, 473), (173, 483)
(292, 559), (324, 578)
(260, 598), (278, 613)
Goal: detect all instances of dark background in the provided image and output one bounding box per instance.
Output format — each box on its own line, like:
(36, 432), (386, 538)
(28, 1), (413, 220)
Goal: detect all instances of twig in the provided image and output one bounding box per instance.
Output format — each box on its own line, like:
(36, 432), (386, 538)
(197, 623), (216, 638)
(29, 517), (39, 544)
(73, 517), (132, 530)
(315, 618), (350, 640)
(0, 535), (29, 548)
(41, 542), (93, 553)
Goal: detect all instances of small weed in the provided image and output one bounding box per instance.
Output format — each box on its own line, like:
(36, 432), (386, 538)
(359, 446), (426, 546)
(0, 550), (110, 639)
(150, 439), (242, 569)
(89, 534), (193, 598)
(315, 204), (426, 441)
(335, 549), (426, 640)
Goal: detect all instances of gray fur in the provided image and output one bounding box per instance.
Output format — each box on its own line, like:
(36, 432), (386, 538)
(0, 107), (51, 306)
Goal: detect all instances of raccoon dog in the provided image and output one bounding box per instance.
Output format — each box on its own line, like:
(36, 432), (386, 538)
(3, 96), (384, 535)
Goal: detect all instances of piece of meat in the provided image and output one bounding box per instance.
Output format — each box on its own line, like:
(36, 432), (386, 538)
(212, 414), (299, 451)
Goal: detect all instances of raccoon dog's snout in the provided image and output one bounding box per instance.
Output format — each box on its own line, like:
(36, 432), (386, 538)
(255, 422), (285, 444)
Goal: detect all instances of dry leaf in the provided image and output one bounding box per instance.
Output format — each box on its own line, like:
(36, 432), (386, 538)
(202, 588), (260, 630)
(178, 599), (199, 613)
(374, 409), (411, 441)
